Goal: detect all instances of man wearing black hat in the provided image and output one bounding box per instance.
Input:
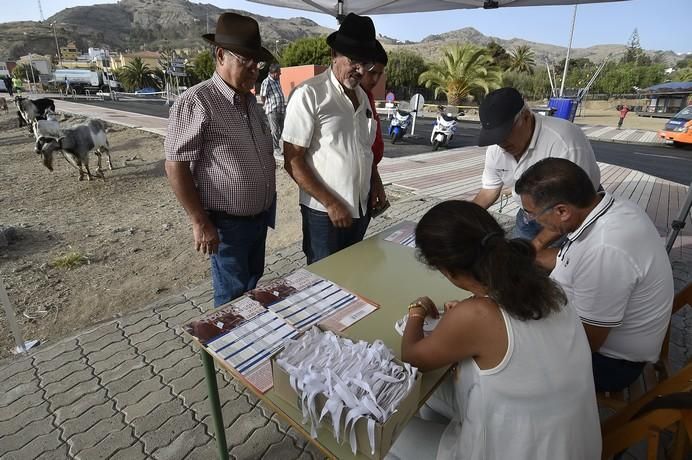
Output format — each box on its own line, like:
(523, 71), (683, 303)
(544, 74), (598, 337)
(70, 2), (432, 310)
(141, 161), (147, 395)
(165, 13), (277, 307)
(282, 13), (380, 264)
(472, 87), (600, 248)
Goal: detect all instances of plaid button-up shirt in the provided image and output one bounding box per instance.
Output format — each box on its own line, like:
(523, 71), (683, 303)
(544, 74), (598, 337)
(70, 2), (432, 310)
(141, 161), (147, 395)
(259, 75), (285, 114)
(165, 72), (276, 216)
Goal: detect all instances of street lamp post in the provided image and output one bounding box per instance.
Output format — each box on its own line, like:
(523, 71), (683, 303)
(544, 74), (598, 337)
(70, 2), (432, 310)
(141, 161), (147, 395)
(50, 22), (62, 67)
(23, 32), (38, 93)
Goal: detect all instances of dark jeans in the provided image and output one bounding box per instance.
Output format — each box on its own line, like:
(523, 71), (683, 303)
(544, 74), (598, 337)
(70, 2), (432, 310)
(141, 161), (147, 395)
(208, 212), (268, 307)
(592, 352), (646, 392)
(300, 205), (370, 265)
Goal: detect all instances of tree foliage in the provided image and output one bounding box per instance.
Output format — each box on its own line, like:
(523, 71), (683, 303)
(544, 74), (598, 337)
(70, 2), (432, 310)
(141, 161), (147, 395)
(192, 49), (215, 81)
(591, 62), (665, 94)
(12, 64), (41, 83)
(622, 29), (651, 66)
(419, 44), (503, 105)
(508, 45), (536, 74)
(672, 68), (692, 82)
(385, 50), (427, 90)
(503, 69), (552, 100)
(117, 57), (159, 91)
(280, 36), (331, 67)
(487, 41), (511, 70)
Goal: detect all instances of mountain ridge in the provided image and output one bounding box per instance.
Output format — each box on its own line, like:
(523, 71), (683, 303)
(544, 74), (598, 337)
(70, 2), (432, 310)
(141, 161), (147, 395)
(0, 0), (685, 66)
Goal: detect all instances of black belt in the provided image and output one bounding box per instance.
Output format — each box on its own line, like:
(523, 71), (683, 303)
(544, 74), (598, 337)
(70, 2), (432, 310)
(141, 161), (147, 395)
(207, 209), (266, 221)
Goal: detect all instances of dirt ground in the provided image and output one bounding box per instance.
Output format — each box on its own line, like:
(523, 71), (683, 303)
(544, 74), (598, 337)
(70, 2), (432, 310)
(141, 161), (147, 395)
(0, 111), (302, 358)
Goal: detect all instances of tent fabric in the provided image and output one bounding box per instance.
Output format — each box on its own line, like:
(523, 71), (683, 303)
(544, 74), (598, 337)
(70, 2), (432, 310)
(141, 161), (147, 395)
(642, 81), (692, 94)
(248, 0), (628, 17)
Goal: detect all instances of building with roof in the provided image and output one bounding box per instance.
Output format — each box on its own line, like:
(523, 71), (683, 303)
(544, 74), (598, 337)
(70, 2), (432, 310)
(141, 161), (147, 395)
(110, 51), (162, 70)
(639, 81), (692, 117)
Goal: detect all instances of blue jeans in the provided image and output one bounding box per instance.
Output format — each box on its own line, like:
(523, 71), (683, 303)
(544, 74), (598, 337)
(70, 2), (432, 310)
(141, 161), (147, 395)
(301, 205), (370, 265)
(512, 208), (543, 240)
(592, 352), (646, 392)
(208, 212), (268, 307)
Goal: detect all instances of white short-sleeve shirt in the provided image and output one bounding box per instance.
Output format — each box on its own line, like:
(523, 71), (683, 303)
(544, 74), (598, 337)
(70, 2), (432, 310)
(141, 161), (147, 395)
(481, 114), (601, 205)
(550, 192), (674, 362)
(282, 69), (376, 218)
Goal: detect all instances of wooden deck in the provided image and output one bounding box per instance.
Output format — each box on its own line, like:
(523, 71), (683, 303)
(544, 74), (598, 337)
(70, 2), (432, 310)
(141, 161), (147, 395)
(379, 146), (692, 284)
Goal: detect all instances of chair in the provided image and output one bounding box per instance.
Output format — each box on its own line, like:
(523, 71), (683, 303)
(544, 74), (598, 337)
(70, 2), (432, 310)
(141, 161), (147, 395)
(598, 282), (692, 412)
(602, 391), (692, 460)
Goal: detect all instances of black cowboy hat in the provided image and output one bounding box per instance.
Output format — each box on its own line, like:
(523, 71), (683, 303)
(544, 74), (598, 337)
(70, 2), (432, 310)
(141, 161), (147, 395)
(326, 13), (378, 61)
(202, 12), (274, 63)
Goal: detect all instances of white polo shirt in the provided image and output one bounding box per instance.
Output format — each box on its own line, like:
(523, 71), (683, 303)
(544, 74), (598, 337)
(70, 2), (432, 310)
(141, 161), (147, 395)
(481, 114), (601, 205)
(282, 69), (376, 218)
(551, 192), (674, 362)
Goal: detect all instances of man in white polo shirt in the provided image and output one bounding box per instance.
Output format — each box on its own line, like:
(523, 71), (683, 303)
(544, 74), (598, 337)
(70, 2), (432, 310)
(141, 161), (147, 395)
(473, 87), (601, 250)
(282, 13), (378, 264)
(516, 158), (674, 392)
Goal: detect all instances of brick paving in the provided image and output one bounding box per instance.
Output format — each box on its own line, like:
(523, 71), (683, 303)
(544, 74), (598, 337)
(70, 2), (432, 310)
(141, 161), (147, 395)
(1, 102), (688, 459)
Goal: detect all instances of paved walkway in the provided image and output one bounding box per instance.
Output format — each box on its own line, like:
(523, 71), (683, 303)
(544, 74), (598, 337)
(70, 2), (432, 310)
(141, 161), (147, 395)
(1, 102), (689, 459)
(52, 98), (666, 147)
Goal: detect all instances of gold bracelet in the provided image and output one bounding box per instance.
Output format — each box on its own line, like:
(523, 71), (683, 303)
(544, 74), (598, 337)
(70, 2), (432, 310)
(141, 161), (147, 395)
(408, 301), (423, 311)
(408, 313), (426, 320)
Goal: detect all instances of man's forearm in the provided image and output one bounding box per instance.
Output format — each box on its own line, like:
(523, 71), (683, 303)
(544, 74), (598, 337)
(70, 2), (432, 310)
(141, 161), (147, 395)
(284, 154), (341, 208)
(532, 227), (562, 251)
(472, 188), (502, 209)
(165, 160), (207, 223)
(535, 248), (559, 272)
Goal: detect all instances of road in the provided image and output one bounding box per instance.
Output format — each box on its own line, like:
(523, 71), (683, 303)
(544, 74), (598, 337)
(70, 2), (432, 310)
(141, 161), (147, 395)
(76, 98), (692, 186)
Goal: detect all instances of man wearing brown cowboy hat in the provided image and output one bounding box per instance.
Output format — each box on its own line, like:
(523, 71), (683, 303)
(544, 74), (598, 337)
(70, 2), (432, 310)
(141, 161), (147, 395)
(282, 13), (380, 264)
(165, 12), (277, 307)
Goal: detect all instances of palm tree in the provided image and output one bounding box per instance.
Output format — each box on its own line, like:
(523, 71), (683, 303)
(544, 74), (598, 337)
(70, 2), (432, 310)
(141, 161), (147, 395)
(508, 45), (536, 74)
(673, 67), (692, 82)
(119, 57), (158, 91)
(418, 44), (503, 106)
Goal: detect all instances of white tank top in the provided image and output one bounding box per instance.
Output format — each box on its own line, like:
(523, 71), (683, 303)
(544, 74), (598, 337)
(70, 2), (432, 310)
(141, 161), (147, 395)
(436, 304), (601, 460)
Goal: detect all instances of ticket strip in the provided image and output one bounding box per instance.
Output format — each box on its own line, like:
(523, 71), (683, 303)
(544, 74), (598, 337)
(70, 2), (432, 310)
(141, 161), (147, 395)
(276, 328), (418, 456)
(383, 221), (417, 248)
(185, 270), (378, 393)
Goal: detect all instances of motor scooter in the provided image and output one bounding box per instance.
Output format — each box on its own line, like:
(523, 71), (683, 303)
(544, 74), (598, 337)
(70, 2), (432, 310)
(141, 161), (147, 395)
(431, 106), (458, 151)
(389, 108), (413, 144)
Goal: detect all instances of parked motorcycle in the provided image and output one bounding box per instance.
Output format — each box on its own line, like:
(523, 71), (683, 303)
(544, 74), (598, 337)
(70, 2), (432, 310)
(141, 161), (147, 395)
(431, 108), (458, 151)
(389, 108), (413, 144)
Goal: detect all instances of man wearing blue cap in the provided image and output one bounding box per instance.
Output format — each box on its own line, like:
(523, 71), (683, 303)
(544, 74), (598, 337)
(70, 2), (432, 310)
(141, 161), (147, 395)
(472, 87), (601, 252)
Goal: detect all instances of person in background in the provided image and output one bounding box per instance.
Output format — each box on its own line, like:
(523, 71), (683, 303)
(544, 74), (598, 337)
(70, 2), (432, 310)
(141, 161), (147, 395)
(516, 158), (674, 392)
(165, 13), (276, 307)
(259, 63), (285, 156)
(3, 75), (13, 97)
(387, 200), (600, 460)
(472, 87), (601, 254)
(282, 13), (379, 264)
(359, 40), (389, 215)
(617, 103), (630, 129)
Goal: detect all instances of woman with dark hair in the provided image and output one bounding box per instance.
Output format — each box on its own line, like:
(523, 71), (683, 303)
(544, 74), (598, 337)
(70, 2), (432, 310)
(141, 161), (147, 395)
(389, 200), (600, 460)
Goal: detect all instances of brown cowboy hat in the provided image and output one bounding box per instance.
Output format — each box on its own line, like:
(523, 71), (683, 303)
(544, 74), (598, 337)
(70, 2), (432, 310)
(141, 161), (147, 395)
(202, 12), (274, 63)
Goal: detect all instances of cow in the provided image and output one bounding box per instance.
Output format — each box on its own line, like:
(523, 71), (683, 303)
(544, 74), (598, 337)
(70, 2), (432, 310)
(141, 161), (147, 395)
(37, 119), (112, 181)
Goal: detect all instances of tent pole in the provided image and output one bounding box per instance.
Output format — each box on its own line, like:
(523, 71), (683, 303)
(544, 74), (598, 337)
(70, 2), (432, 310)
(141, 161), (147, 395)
(559, 5), (577, 97)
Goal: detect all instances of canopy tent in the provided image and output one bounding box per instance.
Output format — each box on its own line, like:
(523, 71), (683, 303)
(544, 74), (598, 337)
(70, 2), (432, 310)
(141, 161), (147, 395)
(247, 0), (628, 18)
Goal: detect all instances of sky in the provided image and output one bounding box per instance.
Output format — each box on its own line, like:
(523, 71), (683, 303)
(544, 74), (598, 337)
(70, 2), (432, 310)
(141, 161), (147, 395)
(1, 0), (690, 54)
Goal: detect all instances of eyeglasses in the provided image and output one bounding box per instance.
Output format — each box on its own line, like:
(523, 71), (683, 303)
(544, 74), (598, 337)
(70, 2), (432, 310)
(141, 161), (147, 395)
(345, 56), (375, 72)
(224, 49), (266, 70)
(523, 203), (557, 220)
